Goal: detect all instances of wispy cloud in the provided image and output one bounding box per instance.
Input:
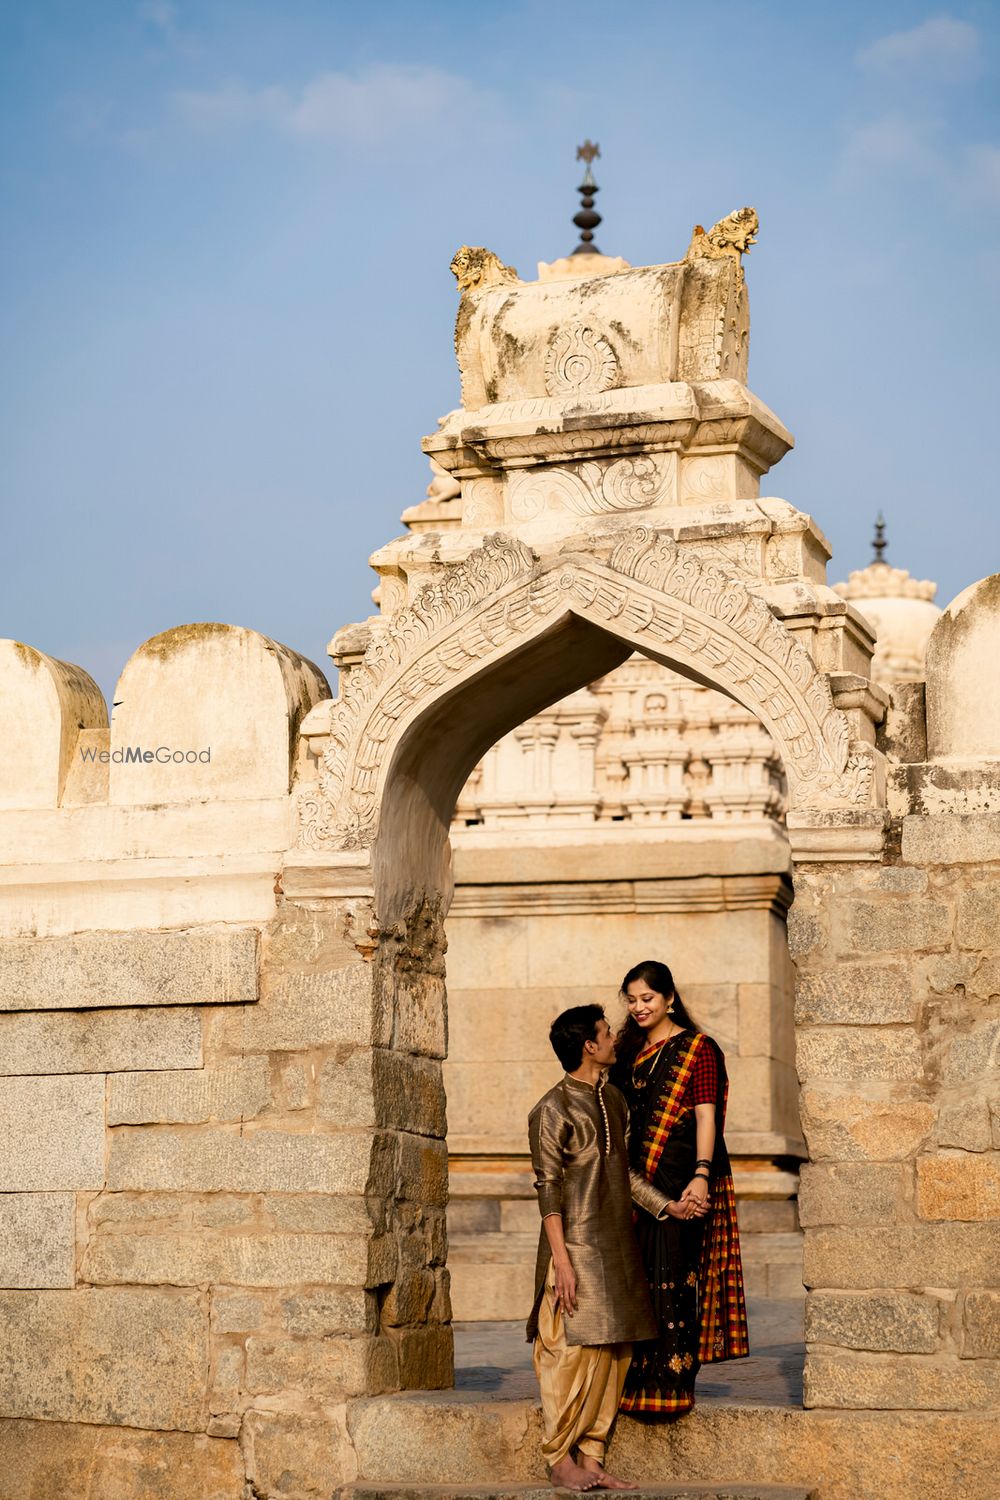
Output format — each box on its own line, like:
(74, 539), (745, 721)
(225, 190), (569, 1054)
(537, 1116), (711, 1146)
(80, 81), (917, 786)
(857, 14), (981, 83)
(137, 1), (198, 59)
(172, 63), (492, 145)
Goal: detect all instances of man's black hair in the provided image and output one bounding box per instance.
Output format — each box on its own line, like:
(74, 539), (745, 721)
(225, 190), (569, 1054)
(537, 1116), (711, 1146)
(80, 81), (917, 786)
(548, 1003), (606, 1072)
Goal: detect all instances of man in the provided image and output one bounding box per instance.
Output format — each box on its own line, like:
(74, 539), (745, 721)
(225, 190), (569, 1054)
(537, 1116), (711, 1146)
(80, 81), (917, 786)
(527, 1004), (677, 1492)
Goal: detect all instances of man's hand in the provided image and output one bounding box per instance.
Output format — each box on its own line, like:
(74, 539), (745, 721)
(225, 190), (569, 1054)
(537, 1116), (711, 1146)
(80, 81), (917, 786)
(552, 1253), (577, 1315)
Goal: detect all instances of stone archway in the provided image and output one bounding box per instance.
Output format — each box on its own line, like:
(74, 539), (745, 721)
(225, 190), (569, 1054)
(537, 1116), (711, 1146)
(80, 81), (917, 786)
(289, 517), (885, 1393)
(299, 529), (877, 905)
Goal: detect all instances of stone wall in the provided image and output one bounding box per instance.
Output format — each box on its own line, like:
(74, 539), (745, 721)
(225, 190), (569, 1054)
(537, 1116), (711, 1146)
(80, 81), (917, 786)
(792, 579), (1000, 1413)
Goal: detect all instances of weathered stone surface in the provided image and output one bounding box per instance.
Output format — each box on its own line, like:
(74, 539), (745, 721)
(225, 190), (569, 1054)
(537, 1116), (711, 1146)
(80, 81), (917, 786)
(193, 1194), (256, 1227)
(281, 1287), (376, 1335)
(902, 812), (1000, 866)
(380, 1267), (435, 1326)
(391, 1323), (454, 1389)
(0, 1289), (207, 1430)
(0, 1193), (75, 1288)
(0, 1418), (243, 1500)
(799, 1086), (934, 1161)
(0, 1005), (202, 1075)
(108, 1056), (271, 1125)
(797, 1163), (910, 1228)
(241, 1407), (357, 1500)
(397, 1131), (449, 1206)
(318, 1048), (447, 1137)
(82, 1230), (376, 1288)
(392, 974), (447, 1059)
(804, 1223), (1000, 1288)
(0, 927), (257, 1009)
(956, 886), (1000, 950)
(348, 1392), (1000, 1498)
(0, 1073), (105, 1189)
(937, 1097), (992, 1151)
(107, 1125), (372, 1193)
(942, 1021), (1000, 1082)
(794, 964), (913, 1026)
(805, 1291), (940, 1353)
(263, 1192), (374, 1234)
(796, 1026), (921, 1082)
(804, 1350), (1000, 1410)
(785, 908), (826, 960)
(916, 1153), (1000, 1220)
(845, 900), (950, 954)
(211, 1291), (265, 1334)
(244, 1333), (397, 1397)
(234, 963), (381, 1050)
(962, 1290), (1000, 1357)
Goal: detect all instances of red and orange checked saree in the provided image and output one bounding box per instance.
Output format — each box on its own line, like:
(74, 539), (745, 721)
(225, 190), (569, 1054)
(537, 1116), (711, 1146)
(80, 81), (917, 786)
(612, 1028), (748, 1417)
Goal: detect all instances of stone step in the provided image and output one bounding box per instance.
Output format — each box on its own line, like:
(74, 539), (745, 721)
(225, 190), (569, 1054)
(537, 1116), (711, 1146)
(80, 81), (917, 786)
(342, 1486), (818, 1500)
(344, 1394), (995, 1500)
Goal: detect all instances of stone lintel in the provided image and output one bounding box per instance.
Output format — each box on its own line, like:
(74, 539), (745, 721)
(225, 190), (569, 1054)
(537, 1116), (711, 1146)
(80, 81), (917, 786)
(449, 871), (791, 918)
(787, 810), (889, 863)
(452, 827), (790, 885)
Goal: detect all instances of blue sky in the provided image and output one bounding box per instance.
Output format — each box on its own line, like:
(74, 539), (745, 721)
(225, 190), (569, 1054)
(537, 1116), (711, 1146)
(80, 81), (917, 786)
(2, 1), (999, 703)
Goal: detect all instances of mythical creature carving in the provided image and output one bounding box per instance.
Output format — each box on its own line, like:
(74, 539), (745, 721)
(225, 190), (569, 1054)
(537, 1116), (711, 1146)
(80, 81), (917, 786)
(450, 245), (520, 293)
(296, 527), (864, 852)
(544, 325), (619, 396)
(685, 207), (759, 262)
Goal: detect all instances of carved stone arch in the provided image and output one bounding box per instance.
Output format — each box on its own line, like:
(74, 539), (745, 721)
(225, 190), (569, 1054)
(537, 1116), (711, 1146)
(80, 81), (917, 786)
(298, 528), (877, 916)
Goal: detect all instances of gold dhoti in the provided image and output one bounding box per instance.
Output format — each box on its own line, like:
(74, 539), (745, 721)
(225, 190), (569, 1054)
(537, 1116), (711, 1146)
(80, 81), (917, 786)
(532, 1263), (631, 1470)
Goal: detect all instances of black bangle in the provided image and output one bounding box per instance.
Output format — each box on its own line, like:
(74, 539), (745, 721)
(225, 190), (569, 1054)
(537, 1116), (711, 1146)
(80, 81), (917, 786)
(695, 1160), (712, 1169)
(694, 1171), (711, 1181)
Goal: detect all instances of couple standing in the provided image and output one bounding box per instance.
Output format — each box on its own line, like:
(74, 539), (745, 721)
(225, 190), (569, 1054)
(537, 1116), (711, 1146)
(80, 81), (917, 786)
(527, 960), (749, 1491)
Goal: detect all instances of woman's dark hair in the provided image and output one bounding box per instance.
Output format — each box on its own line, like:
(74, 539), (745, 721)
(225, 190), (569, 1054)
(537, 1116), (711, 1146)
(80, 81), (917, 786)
(549, 1004), (606, 1072)
(614, 960), (698, 1067)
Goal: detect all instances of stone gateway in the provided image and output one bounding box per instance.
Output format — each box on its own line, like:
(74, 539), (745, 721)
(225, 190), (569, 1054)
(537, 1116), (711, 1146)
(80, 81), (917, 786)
(0, 209), (997, 1499)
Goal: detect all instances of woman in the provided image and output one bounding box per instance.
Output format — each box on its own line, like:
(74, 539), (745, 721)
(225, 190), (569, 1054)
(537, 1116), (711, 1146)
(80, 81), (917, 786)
(609, 959), (748, 1418)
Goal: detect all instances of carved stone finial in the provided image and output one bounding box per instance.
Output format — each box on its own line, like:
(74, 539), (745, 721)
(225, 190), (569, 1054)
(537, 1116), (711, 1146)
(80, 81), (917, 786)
(686, 206), (759, 263)
(873, 512), (888, 563)
(571, 142), (603, 256)
(449, 245), (520, 293)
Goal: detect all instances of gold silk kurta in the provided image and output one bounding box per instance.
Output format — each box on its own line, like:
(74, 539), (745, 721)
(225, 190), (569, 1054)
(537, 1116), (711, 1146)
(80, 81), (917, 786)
(526, 1073), (667, 1347)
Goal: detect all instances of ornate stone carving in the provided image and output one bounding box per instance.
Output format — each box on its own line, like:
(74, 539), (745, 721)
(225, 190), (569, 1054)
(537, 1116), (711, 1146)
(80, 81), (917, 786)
(686, 207), (759, 262)
(544, 325), (619, 396)
(297, 527), (862, 852)
(449, 246), (520, 293)
(508, 454), (674, 521)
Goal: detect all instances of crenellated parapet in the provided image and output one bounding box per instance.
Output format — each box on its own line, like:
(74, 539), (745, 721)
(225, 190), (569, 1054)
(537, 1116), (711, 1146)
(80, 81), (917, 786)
(0, 627), (329, 939)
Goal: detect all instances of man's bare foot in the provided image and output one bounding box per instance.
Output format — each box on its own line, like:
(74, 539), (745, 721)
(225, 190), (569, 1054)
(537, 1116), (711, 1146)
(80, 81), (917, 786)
(577, 1455), (636, 1490)
(549, 1455), (599, 1491)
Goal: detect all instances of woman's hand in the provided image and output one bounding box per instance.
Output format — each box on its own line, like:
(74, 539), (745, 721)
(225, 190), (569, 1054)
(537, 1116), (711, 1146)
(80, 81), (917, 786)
(552, 1253), (577, 1315)
(665, 1197), (707, 1220)
(679, 1176), (711, 1213)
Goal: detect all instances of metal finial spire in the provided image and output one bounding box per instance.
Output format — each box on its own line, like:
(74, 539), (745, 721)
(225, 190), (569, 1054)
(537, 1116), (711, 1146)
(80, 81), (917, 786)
(872, 512), (888, 563)
(571, 140), (602, 255)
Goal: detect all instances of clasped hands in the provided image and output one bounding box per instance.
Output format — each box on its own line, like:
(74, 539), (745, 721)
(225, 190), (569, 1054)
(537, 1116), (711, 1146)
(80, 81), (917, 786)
(667, 1175), (711, 1221)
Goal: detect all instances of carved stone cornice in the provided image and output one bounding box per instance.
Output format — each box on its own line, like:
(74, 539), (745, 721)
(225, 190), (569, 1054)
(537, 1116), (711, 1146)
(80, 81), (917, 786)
(423, 380), (792, 478)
